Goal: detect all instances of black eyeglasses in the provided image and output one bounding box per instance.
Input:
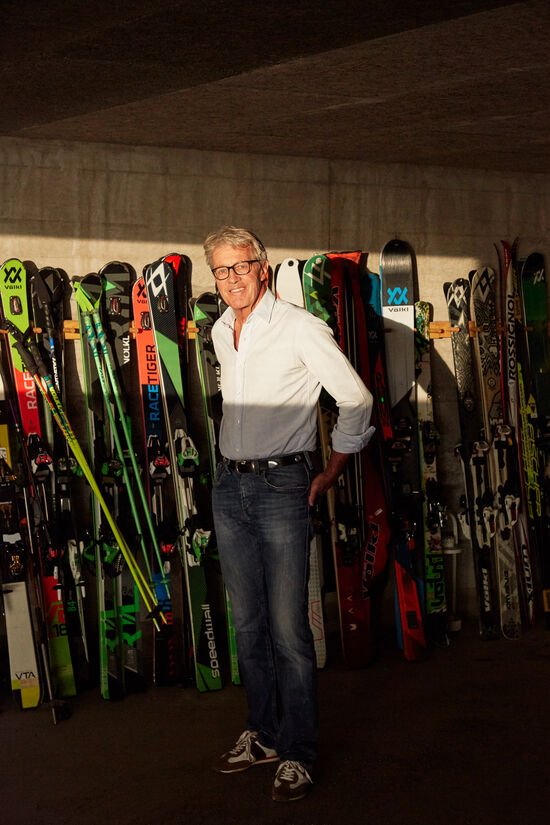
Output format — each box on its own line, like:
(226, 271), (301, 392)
(211, 259), (260, 281)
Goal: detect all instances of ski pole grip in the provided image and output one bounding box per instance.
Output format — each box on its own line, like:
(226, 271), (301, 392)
(27, 340), (50, 379)
(12, 340), (38, 376)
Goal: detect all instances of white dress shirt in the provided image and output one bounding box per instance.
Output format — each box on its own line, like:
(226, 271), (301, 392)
(212, 289), (375, 460)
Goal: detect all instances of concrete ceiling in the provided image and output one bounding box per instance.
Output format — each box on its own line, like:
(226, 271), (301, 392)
(3, 0), (549, 172)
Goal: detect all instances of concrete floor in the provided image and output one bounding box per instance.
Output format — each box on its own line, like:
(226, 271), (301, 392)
(2, 622), (548, 825)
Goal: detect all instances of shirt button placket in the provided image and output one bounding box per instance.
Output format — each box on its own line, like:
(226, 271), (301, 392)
(235, 343), (246, 454)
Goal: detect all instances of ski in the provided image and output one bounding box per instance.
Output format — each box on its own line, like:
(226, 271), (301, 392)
(415, 300), (448, 646)
(0, 456), (41, 709)
(133, 274), (179, 685)
(444, 278), (500, 639)
(29, 263), (90, 687)
(512, 247), (543, 620)
(498, 241), (536, 627)
(470, 267), (522, 639)
(190, 291), (243, 681)
(144, 255), (222, 691)
(380, 239), (427, 661)
(97, 261), (147, 691)
(519, 251), (550, 621)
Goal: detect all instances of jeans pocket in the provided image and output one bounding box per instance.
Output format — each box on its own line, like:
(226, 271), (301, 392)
(262, 464), (310, 492)
(213, 461), (228, 488)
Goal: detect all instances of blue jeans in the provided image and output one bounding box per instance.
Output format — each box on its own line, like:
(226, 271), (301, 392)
(212, 460), (317, 765)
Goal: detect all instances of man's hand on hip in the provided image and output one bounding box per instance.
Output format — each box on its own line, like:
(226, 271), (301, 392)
(308, 450), (352, 506)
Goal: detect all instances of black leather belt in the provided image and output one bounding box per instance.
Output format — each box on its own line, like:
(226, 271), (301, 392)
(223, 452), (309, 474)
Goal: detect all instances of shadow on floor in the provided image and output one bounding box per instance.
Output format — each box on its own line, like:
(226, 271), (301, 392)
(2, 622), (549, 825)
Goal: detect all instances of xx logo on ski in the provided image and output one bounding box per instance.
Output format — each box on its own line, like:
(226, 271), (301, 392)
(474, 268), (493, 298)
(146, 262), (170, 298)
(3, 266), (23, 286)
(387, 286), (409, 305)
(533, 268), (545, 284)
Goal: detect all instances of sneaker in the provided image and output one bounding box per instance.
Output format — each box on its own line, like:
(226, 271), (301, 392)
(215, 730), (278, 774)
(272, 760), (313, 802)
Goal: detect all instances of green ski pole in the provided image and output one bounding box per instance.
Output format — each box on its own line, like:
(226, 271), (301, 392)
(75, 277), (168, 589)
(7, 327), (163, 626)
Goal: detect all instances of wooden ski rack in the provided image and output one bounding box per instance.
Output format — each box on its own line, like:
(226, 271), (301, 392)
(13, 320), (203, 341)
(426, 320), (542, 339)
(6, 317), (549, 343)
(63, 320), (80, 340)
(0, 321), (82, 340)
(428, 322), (459, 339)
(128, 321), (199, 339)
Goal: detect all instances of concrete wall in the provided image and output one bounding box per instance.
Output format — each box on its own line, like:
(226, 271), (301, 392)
(2, 135), (549, 621)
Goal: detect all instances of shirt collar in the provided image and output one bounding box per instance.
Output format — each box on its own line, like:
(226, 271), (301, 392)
(220, 288), (276, 329)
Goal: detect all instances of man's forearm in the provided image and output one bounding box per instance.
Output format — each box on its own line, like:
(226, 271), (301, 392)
(308, 450), (351, 506)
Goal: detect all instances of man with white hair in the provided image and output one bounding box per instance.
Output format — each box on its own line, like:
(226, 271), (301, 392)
(204, 226), (374, 802)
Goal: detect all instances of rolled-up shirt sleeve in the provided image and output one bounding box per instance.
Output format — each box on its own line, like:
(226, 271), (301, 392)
(298, 314), (376, 454)
(332, 418), (376, 454)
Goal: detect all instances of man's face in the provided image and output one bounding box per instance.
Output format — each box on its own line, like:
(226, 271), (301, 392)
(211, 244), (268, 316)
